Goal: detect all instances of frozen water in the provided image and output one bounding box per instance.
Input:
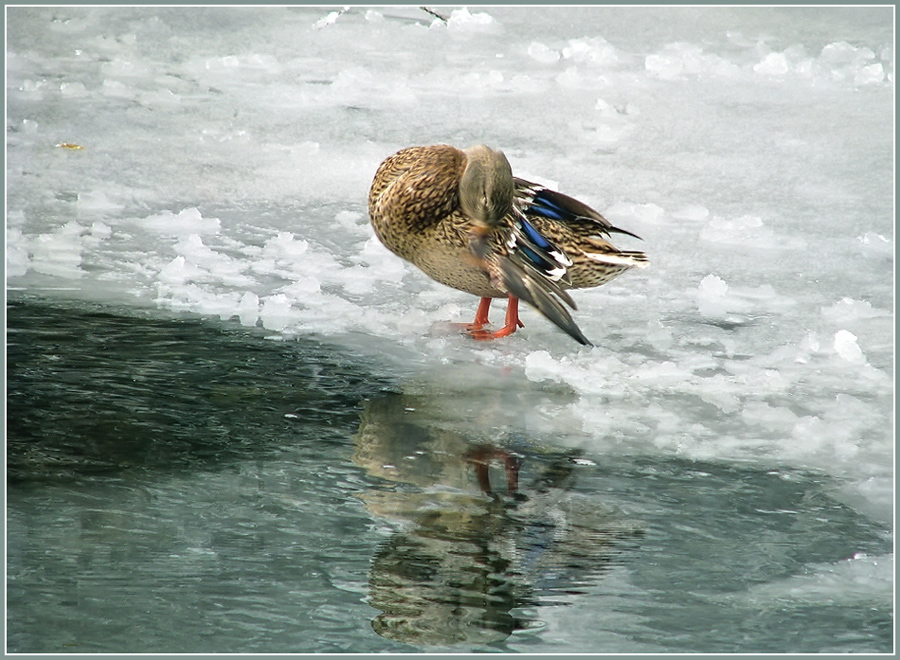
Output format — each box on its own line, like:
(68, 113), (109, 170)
(5, 5), (894, 651)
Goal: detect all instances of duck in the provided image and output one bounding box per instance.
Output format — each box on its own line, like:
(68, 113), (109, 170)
(368, 144), (648, 346)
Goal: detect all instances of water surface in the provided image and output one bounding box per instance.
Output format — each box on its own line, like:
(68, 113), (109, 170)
(7, 298), (892, 653)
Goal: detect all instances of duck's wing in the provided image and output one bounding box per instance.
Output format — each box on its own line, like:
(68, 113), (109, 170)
(514, 177), (643, 240)
(507, 212), (574, 287)
(468, 212), (592, 347)
(499, 247), (593, 346)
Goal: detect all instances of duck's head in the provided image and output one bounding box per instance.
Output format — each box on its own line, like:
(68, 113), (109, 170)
(459, 145), (515, 228)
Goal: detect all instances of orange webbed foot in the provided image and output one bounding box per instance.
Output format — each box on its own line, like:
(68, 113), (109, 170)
(468, 296), (523, 341)
(448, 296), (524, 340)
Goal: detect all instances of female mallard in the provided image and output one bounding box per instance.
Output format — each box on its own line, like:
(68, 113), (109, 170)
(368, 144), (648, 346)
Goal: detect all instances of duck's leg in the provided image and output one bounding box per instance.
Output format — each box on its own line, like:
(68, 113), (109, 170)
(468, 296), (493, 330)
(465, 445), (521, 495)
(470, 295), (524, 340)
(452, 297), (493, 335)
(503, 450), (521, 493)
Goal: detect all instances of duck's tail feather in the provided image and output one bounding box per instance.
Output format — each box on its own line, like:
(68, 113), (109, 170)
(584, 248), (650, 268)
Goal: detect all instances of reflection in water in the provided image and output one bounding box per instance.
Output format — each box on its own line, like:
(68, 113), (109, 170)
(353, 389), (643, 647)
(369, 502), (519, 645)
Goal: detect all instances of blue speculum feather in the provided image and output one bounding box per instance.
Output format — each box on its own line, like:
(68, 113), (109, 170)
(518, 216), (554, 248)
(526, 191), (569, 221)
(518, 244), (552, 272)
(529, 204), (564, 221)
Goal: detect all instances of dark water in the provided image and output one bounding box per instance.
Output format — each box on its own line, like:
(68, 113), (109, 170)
(6, 299), (892, 653)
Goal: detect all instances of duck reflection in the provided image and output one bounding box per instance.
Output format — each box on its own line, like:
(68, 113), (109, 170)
(353, 383), (642, 647)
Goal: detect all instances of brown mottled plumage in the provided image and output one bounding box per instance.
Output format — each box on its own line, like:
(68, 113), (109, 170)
(368, 144), (648, 345)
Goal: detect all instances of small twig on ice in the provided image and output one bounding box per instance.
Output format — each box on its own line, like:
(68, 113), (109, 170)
(420, 6), (448, 23)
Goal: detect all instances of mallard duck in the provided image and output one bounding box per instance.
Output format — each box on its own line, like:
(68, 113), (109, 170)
(368, 144), (648, 346)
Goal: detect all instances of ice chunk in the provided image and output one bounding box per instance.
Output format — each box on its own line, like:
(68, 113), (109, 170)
(527, 42), (560, 65)
(259, 294), (294, 331)
(446, 8), (498, 33)
(635, 359), (687, 388)
(821, 298), (890, 324)
(77, 190), (123, 215)
(89, 222), (112, 240)
(313, 10), (344, 29)
(139, 208), (221, 237)
(281, 276), (321, 296)
(820, 41), (874, 66)
(261, 232), (309, 259)
(856, 232), (892, 258)
(524, 350), (562, 383)
(645, 43), (737, 79)
(171, 235), (254, 288)
(6, 227), (30, 278)
(741, 401), (800, 433)
(696, 274), (729, 319)
(754, 52), (791, 75)
(157, 255), (204, 286)
(833, 330), (866, 364)
(154, 283), (240, 319)
(339, 267), (373, 295)
(697, 377), (740, 413)
(561, 37), (618, 67)
(645, 50), (684, 80)
(855, 62), (884, 85)
(593, 98), (619, 118)
(30, 221), (88, 279)
(334, 210), (366, 232)
(237, 291), (260, 327)
(815, 41), (886, 86)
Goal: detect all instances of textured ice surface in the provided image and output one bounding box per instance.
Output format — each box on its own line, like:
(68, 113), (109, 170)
(6, 7), (894, 528)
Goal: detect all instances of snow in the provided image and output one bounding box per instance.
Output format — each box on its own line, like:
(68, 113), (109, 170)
(5, 7), (894, 527)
